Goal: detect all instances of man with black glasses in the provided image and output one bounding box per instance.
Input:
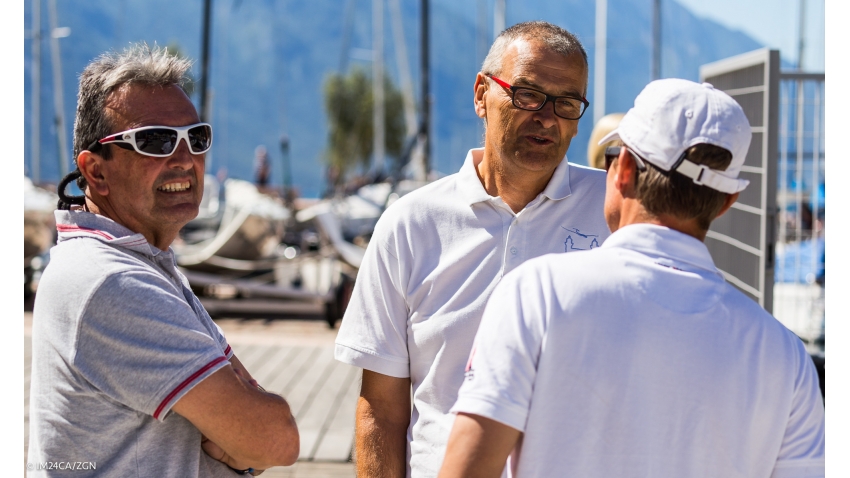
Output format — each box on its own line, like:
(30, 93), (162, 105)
(334, 21), (609, 477)
(440, 79), (825, 478)
(28, 44), (299, 477)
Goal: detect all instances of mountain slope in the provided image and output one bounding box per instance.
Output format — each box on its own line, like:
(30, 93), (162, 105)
(23, 0), (762, 197)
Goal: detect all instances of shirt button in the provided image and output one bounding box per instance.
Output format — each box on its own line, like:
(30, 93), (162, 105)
(510, 247), (518, 255)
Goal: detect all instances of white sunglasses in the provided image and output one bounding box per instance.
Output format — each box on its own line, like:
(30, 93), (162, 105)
(88, 123), (213, 158)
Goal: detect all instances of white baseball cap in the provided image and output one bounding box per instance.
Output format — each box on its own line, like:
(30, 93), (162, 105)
(599, 78), (752, 194)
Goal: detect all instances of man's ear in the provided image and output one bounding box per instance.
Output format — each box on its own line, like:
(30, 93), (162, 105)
(77, 150), (109, 197)
(614, 148), (638, 197)
(473, 73), (488, 119)
(716, 192), (740, 219)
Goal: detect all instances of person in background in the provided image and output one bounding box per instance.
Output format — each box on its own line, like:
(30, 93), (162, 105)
(440, 79), (825, 478)
(254, 145), (271, 189)
(587, 112), (624, 169)
(334, 21), (609, 477)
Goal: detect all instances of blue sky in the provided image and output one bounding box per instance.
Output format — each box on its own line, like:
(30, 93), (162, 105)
(673, 0), (825, 70)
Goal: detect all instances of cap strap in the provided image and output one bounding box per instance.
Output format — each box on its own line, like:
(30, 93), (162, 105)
(675, 159), (749, 194)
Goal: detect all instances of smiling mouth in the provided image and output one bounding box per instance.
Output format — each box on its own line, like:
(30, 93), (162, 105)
(157, 182), (191, 192)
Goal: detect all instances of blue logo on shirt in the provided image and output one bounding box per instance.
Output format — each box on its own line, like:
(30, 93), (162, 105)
(562, 227), (600, 252)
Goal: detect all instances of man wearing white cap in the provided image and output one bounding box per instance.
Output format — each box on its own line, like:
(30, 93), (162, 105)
(439, 78), (825, 478)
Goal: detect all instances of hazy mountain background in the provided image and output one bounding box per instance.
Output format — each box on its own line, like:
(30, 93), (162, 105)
(23, 0), (764, 198)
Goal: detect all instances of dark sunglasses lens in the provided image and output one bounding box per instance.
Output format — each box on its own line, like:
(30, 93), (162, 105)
(188, 125), (212, 153)
(604, 147), (620, 171)
(136, 129), (178, 155)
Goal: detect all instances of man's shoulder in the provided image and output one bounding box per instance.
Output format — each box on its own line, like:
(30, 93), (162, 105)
(372, 173), (467, 234)
(389, 172), (465, 211)
(717, 282), (794, 334)
(566, 162), (607, 188)
(49, 236), (153, 274)
(40, 238), (167, 303)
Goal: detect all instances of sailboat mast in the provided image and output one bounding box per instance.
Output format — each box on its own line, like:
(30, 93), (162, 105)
(651, 0), (661, 80)
(797, 0), (806, 70)
(199, 0), (212, 124)
(389, 0), (418, 139)
(420, 0), (430, 176)
(31, 0), (41, 183)
(494, 0), (505, 38)
(47, 0), (69, 177)
(373, 0), (385, 174)
(593, 0), (607, 125)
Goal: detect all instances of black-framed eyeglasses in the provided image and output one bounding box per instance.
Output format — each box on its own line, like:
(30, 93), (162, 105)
(604, 146), (648, 172)
(488, 75), (589, 120)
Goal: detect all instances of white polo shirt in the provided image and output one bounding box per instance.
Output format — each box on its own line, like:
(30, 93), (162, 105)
(453, 223), (825, 478)
(334, 148), (609, 477)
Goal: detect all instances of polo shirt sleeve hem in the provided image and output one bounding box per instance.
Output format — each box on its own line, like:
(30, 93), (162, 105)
(152, 355), (230, 422)
(450, 394), (527, 433)
(770, 459), (825, 478)
(334, 343), (410, 378)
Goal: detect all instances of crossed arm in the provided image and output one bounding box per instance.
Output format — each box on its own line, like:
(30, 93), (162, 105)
(172, 354), (300, 471)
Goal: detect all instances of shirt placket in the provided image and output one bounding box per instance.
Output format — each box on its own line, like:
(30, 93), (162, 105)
(493, 199), (520, 277)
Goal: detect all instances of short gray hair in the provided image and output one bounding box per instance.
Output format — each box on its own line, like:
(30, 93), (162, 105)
(480, 21), (587, 77)
(73, 42), (193, 161)
(56, 43), (195, 206)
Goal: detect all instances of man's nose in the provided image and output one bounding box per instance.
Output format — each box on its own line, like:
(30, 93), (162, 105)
(167, 138), (198, 169)
(532, 99), (559, 129)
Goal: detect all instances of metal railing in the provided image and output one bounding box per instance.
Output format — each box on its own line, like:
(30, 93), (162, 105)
(773, 72), (825, 348)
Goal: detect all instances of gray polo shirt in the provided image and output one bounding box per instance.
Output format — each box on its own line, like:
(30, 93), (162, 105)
(27, 211), (238, 477)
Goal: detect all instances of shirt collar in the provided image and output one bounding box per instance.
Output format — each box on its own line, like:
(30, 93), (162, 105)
(458, 148), (573, 206)
(54, 210), (166, 258)
(457, 148), (492, 206)
(540, 154), (572, 201)
(601, 223), (722, 277)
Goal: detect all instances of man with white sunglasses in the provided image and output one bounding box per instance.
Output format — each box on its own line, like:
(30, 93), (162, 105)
(28, 43), (298, 477)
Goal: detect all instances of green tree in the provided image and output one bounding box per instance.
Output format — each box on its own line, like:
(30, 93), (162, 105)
(323, 67), (405, 188)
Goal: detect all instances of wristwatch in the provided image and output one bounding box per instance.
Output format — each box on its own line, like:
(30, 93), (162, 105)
(228, 466), (264, 476)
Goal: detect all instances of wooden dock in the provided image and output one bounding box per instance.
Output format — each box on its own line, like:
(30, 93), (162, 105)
(24, 314), (358, 477)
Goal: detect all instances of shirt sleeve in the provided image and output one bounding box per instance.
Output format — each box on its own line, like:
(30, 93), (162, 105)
(770, 344), (825, 478)
(450, 264), (548, 432)
(74, 269), (230, 421)
(334, 221), (411, 378)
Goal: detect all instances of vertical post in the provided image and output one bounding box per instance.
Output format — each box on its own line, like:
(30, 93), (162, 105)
(652, 0), (661, 80)
(593, 0), (607, 125)
(494, 0), (505, 39)
(31, 0), (41, 183)
(47, 0), (69, 177)
(794, 78), (805, 282)
(778, 82), (789, 281)
(810, 81), (821, 277)
(199, 0), (212, 124)
(373, 0), (385, 175)
(764, 49), (781, 312)
(420, 0), (430, 175)
(797, 0), (806, 70)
